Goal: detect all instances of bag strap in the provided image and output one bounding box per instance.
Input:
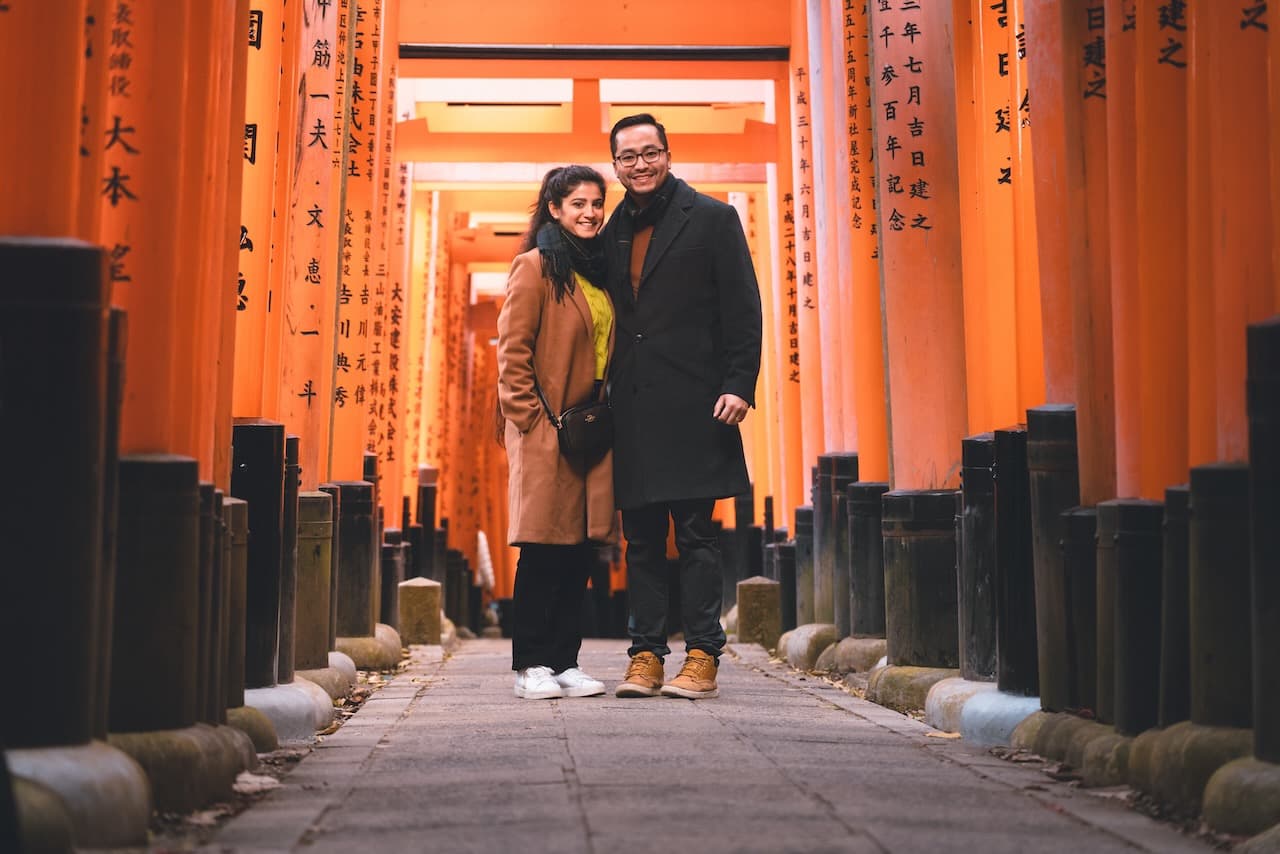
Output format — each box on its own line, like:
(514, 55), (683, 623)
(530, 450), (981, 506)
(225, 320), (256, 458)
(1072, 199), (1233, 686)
(531, 374), (563, 430)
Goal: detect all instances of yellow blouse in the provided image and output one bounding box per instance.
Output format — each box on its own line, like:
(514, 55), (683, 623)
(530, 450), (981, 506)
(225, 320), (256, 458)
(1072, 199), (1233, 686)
(575, 272), (613, 380)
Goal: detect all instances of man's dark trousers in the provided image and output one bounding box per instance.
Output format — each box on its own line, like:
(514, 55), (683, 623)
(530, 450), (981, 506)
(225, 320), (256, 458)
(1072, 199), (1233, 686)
(623, 498), (726, 660)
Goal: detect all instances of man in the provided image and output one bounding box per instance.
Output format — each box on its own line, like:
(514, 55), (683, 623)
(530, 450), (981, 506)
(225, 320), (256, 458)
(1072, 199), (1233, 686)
(602, 113), (762, 700)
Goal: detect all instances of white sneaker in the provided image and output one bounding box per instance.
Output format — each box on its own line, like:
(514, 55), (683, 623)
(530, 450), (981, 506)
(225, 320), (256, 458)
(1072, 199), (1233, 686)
(554, 667), (606, 698)
(514, 666), (565, 699)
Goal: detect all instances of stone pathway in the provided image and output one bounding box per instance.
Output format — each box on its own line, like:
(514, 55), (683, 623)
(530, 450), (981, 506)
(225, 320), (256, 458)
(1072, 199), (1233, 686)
(207, 638), (1212, 853)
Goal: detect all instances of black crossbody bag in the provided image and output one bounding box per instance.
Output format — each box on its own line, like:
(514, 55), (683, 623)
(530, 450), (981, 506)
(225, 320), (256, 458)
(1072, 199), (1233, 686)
(533, 374), (613, 464)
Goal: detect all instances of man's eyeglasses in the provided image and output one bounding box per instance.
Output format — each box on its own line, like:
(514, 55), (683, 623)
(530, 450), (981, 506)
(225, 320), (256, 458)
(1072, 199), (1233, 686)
(614, 148), (667, 168)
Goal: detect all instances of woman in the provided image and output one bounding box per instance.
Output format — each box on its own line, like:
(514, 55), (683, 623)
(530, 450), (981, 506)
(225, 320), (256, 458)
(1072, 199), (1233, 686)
(497, 165), (616, 699)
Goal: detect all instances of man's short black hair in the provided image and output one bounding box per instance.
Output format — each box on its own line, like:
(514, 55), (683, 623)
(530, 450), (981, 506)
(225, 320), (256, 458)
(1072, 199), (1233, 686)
(609, 113), (669, 157)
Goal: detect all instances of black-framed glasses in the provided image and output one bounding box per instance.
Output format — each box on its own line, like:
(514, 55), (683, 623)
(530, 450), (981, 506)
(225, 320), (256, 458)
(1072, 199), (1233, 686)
(614, 148), (667, 168)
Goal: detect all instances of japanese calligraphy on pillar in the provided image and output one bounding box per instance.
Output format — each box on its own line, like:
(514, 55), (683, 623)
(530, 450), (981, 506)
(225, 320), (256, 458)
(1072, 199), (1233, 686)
(329, 0), (380, 478)
(234, 0), (286, 415)
(873, 0), (937, 238)
(843, 0), (879, 259)
(100, 0), (140, 289)
(278, 0), (340, 490)
(789, 61), (817, 322)
(869, 0), (969, 489)
(78, 1), (109, 241)
(1156, 0), (1187, 68)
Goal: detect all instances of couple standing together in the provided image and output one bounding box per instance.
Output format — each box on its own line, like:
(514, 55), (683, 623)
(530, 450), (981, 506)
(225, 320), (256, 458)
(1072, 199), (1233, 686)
(496, 113), (763, 701)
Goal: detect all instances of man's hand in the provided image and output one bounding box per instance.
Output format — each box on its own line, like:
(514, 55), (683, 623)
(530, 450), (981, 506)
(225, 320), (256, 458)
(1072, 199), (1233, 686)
(713, 393), (750, 425)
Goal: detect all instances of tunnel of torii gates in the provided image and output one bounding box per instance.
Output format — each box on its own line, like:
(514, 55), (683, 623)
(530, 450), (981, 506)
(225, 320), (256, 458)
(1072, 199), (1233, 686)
(3, 0), (1278, 605)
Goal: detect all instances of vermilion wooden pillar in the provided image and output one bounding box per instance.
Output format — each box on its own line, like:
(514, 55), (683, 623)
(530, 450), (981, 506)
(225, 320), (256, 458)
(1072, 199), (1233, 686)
(1026, 0), (1116, 506)
(769, 78), (806, 521)
(788, 0), (826, 472)
(372, 1), (404, 520)
(195, 0), (242, 485)
(276, 0), (342, 492)
(232, 0), (286, 419)
(1185, 3), (1214, 469)
(824, 2), (857, 453)
(214, 0), (254, 489)
(731, 192), (774, 520)
(384, 160), (411, 515)
(841, 2), (890, 482)
(956, 0), (1020, 435)
(1105, 0), (1140, 497)
(404, 186), (433, 502)
(1010, 0), (1046, 417)
(1273, 4), (1280, 309)
(1201, 3), (1274, 461)
(329, 0), (383, 481)
(77, 0), (109, 242)
(747, 190), (782, 519)
(1135, 0), (1190, 499)
(0, 2), (86, 237)
(870, 0), (969, 490)
(805, 0), (846, 453)
(172, 0), (239, 473)
(98, 1), (190, 453)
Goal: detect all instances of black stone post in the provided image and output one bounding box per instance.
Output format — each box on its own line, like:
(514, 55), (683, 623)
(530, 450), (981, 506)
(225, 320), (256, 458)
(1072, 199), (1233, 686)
(848, 482), (889, 638)
(1095, 502), (1118, 723)
(96, 307), (126, 738)
(777, 542), (798, 631)
(111, 455), (201, 733)
(813, 461), (834, 623)
(230, 419), (286, 688)
(882, 490), (961, 668)
(762, 541), (777, 582)
(1112, 499), (1164, 736)
(1247, 316), (1280, 762)
(446, 548), (465, 626)
(196, 483), (217, 722)
(0, 238), (107, 749)
(994, 426), (1038, 697)
(1062, 507), (1098, 713)
(959, 434), (998, 681)
(713, 520), (732, 604)
(1027, 405), (1082, 712)
(223, 497), (249, 710)
(416, 467), (439, 580)
(1160, 485), (1191, 728)
(318, 483), (342, 651)
(1189, 463), (1253, 729)
(210, 490), (228, 724)
(364, 453), (382, 625)
(333, 480), (377, 638)
(794, 506), (815, 625)
(728, 487), (755, 609)
(831, 454), (860, 638)
(381, 530), (404, 630)
(278, 435), (301, 683)
(295, 492), (334, 671)
(433, 520), (448, 587)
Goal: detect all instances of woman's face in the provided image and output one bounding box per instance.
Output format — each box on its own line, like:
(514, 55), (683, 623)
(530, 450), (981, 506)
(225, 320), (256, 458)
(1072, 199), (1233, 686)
(549, 182), (605, 240)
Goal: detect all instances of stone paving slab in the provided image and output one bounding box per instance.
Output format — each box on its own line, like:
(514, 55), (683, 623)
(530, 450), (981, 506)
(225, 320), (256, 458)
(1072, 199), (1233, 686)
(205, 638), (1212, 854)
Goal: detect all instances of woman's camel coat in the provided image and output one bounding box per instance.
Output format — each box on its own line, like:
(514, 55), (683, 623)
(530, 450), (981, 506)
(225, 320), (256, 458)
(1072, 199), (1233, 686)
(497, 248), (617, 546)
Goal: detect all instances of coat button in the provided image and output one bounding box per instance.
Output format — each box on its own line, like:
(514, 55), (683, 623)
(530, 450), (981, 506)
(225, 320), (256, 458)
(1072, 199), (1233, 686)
(634, 333), (644, 343)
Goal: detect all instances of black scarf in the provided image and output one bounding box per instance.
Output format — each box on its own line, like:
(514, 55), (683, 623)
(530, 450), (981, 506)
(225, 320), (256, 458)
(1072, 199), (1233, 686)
(622, 173), (677, 231)
(535, 221), (607, 302)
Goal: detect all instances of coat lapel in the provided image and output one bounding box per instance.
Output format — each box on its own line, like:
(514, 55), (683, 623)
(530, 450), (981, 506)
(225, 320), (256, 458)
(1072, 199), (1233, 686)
(638, 180), (694, 290)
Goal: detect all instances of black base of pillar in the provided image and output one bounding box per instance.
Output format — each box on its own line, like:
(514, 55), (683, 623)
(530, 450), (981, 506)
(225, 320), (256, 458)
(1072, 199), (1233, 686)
(882, 490), (960, 669)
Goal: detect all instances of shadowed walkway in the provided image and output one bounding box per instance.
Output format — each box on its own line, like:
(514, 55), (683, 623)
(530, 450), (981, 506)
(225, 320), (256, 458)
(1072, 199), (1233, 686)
(207, 639), (1211, 853)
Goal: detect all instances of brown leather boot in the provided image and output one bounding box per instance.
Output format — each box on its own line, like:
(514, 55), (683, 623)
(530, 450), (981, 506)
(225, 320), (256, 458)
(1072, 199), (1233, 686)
(660, 649), (719, 699)
(615, 651), (664, 697)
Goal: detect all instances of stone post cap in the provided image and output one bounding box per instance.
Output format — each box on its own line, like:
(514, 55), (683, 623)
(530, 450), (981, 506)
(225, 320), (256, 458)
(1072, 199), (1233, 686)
(400, 577), (441, 589)
(738, 576), (779, 587)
